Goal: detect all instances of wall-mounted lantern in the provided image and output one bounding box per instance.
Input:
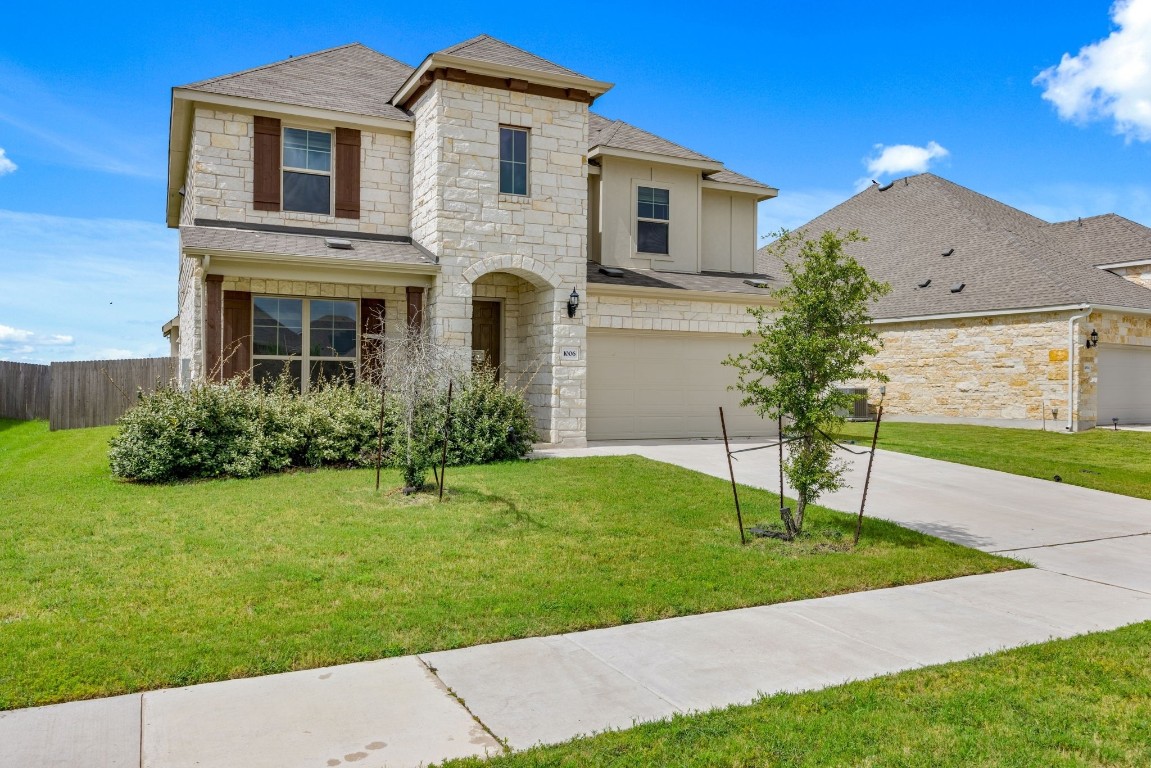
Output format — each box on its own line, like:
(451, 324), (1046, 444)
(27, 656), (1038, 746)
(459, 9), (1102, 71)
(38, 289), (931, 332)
(567, 288), (580, 318)
(1086, 329), (1099, 348)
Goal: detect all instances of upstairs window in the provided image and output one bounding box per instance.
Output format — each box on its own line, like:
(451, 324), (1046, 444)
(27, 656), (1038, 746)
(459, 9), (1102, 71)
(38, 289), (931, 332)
(637, 186), (670, 254)
(282, 128), (332, 214)
(499, 126), (529, 196)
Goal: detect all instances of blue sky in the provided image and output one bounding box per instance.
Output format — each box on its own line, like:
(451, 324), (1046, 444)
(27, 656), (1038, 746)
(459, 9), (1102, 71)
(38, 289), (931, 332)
(2, 0), (1150, 362)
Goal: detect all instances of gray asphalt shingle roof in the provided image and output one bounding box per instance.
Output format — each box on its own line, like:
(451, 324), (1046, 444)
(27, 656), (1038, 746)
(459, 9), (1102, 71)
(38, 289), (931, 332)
(588, 262), (776, 296)
(437, 34), (588, 78)
(181, 44), (414, 121)
(180, 225), (436, 267)
(179, 41), (772, 187)
(588, 113), (718, 163)
(756, 173), (1151, 319)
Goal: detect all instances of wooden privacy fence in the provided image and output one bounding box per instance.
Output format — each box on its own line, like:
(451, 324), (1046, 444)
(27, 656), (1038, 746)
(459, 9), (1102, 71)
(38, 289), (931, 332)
(0, 357), (176, 430)
(0, 361), (51, 421)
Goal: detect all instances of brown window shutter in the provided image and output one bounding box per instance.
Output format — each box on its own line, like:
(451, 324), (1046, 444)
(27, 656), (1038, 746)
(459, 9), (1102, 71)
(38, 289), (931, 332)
(360, 298), (385, 385)
(204, 275), (224, 382)
(253, 116), (281, 211)
(335, 127), (361, 219)
(223, 290), (252, 383)
(406, 287), (424, 332)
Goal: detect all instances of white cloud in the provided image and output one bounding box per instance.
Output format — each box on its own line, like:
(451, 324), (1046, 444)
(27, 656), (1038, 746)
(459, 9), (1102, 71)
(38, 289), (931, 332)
(0, 209), (176, 364)
(865, 141), (949, 178)
(0, 323), (75, 360)
(0, 148), (15, 176)
(757, 188), (855, 242)
(1035, 0), (1151, 141)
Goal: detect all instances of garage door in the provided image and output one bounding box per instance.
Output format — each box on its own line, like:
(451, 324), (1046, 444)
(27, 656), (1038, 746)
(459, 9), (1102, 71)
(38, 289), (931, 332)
(1097, 344), (1151, 424)
(587, 330), (776, 440)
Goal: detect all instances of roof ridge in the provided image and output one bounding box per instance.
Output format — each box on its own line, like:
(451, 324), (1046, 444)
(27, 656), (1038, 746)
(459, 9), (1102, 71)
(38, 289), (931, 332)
(182, 42), (376, 89)
(921, 175), (1083, 304)
(438, 33), (585, 78)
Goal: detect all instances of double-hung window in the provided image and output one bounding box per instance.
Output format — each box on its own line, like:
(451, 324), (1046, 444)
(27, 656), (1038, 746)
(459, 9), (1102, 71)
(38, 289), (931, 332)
(251, 297), (358, 391)
(282, 128), (332, 214)
(637, 186), (670, 255)
(499, 126), (529, 196)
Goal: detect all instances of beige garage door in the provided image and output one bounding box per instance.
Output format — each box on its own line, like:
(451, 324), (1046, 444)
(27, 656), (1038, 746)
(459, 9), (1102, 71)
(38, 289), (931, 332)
(1097, 344), (1151, 424)
(588, 330), (775, 440)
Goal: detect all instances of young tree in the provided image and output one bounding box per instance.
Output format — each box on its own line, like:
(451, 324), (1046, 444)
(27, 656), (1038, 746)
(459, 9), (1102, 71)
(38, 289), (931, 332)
(727, 229), (890, 539)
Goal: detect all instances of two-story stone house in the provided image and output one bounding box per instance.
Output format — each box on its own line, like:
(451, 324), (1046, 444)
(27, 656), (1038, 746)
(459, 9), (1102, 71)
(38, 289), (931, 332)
(165, 35), (778, 445)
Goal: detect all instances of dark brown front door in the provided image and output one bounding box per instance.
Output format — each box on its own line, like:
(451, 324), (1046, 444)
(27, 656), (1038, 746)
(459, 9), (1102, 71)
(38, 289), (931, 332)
(472, 300), (501, 376)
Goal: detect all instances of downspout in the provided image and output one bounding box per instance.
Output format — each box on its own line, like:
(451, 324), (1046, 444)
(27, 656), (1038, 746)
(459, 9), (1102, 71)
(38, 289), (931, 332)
(1066, 305), (1091, 432)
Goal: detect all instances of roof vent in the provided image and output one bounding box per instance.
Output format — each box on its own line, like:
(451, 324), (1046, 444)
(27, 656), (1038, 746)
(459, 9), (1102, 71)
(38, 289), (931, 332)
(599, 267), (625, 277)
(942, 248), (954, 257)
(877, 181), (894, 192)
(324, 238), (354, 250)
(918, 279), (931, 288)
(950, 283), (965, 293)
(743, 279), (771, 289)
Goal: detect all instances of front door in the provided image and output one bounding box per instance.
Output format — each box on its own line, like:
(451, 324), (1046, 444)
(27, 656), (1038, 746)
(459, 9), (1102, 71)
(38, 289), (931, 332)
(471, 300), (501, 377)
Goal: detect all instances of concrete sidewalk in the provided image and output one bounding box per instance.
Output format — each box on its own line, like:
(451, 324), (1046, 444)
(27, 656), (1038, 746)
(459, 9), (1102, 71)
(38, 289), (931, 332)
(5, 441), (1151, 767)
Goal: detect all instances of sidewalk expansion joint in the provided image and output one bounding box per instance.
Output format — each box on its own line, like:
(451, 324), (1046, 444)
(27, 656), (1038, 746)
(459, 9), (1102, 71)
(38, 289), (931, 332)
(990, 530), (1151, 554)
(1027, 567), (1151, 597)
(562, 634), (687, 714)
(416, 656), (509, 755)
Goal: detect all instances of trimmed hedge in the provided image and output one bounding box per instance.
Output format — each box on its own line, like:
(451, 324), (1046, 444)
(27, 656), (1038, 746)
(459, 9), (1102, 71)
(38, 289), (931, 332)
(108, 371), (536, 483)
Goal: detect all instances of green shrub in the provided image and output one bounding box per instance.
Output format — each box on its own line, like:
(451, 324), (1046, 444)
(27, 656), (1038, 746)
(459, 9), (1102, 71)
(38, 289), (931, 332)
(445, 366), (537, 466)
(109, 369), (536, 484)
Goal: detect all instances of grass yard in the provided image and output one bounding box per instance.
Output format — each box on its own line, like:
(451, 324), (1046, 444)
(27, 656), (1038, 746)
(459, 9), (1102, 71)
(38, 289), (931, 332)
(839, 420), (1151, 499)
(441, 620), (1151, 767)
(0, 419), (1016, 710)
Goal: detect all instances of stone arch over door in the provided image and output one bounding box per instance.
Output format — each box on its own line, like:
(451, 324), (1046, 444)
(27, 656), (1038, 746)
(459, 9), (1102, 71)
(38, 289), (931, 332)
(467, 258), (562, 442)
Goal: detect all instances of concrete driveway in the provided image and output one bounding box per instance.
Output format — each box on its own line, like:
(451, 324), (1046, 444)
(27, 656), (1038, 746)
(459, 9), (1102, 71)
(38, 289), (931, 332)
(5, 439), (1151, 767)
(537, 439), (1151, 582)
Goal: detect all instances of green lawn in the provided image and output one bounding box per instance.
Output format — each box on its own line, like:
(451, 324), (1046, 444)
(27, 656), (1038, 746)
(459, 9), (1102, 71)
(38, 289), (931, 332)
(442, 620), (1151, 767)
(0, 419), (1015, 709)
(839, 420), (1151, 499)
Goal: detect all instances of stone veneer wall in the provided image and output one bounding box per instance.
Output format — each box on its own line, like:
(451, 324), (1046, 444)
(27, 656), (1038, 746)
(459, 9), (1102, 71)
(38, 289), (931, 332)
(586, 291), (769, 333)
(182, 109), (411, 236)
(1111, 265), (1151, 290)
(410, 80), (589, 445)
(868, 310), (1083, 429)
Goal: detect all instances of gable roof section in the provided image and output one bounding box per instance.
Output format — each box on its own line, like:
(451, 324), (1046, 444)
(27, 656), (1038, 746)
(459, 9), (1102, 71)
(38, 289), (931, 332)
(436, 34), (586, 78)
(181, 43), (414, 121)
(1042, 214), (1151, 267)
(757, 173), (1151, 319)
(589, 113), (718, 163)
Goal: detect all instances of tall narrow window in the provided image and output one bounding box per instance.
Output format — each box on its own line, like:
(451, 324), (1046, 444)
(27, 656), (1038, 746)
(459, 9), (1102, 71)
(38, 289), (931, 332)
(282, 128), (332, 214)
(499, 126), (529, 196)
(637, 186), (670, 254)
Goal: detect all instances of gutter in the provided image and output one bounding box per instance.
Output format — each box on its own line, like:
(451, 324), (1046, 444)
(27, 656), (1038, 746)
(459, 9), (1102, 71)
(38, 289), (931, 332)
(1066, 305), (1092, 432)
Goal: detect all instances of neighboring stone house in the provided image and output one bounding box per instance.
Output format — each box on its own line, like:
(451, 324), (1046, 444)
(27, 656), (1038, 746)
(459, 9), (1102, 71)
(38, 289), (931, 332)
(762, 173), (1151, 430)
(165, 36), (778, 445)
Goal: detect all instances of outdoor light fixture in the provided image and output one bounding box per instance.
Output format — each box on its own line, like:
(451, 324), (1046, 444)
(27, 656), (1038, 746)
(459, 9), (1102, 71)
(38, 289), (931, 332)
(567, 288), (580, 318)
(1086, 329), (1099, 348)
(1113, 417), (1119, 431)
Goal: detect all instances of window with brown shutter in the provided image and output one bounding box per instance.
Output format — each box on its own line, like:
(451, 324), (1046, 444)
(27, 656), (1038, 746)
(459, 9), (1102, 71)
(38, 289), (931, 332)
(253, 116), (281, 211)
(335, 127), (361, 219)
(223, 290), (252, 383)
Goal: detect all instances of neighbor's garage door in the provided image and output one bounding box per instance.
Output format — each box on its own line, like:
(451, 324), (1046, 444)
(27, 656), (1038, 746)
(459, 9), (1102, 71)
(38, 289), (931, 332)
(1097, 344), (1151, 424)
(587, 330), (775, 440)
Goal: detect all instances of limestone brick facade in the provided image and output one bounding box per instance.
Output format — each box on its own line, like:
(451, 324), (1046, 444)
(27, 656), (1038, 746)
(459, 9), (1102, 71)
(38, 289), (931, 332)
(181, 109), (411, 237)
(867, 310), (1088, 430)
(587, 291), (769, 334)
(1110, 265), (1151, 290)
(410, 80), (590, 445)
